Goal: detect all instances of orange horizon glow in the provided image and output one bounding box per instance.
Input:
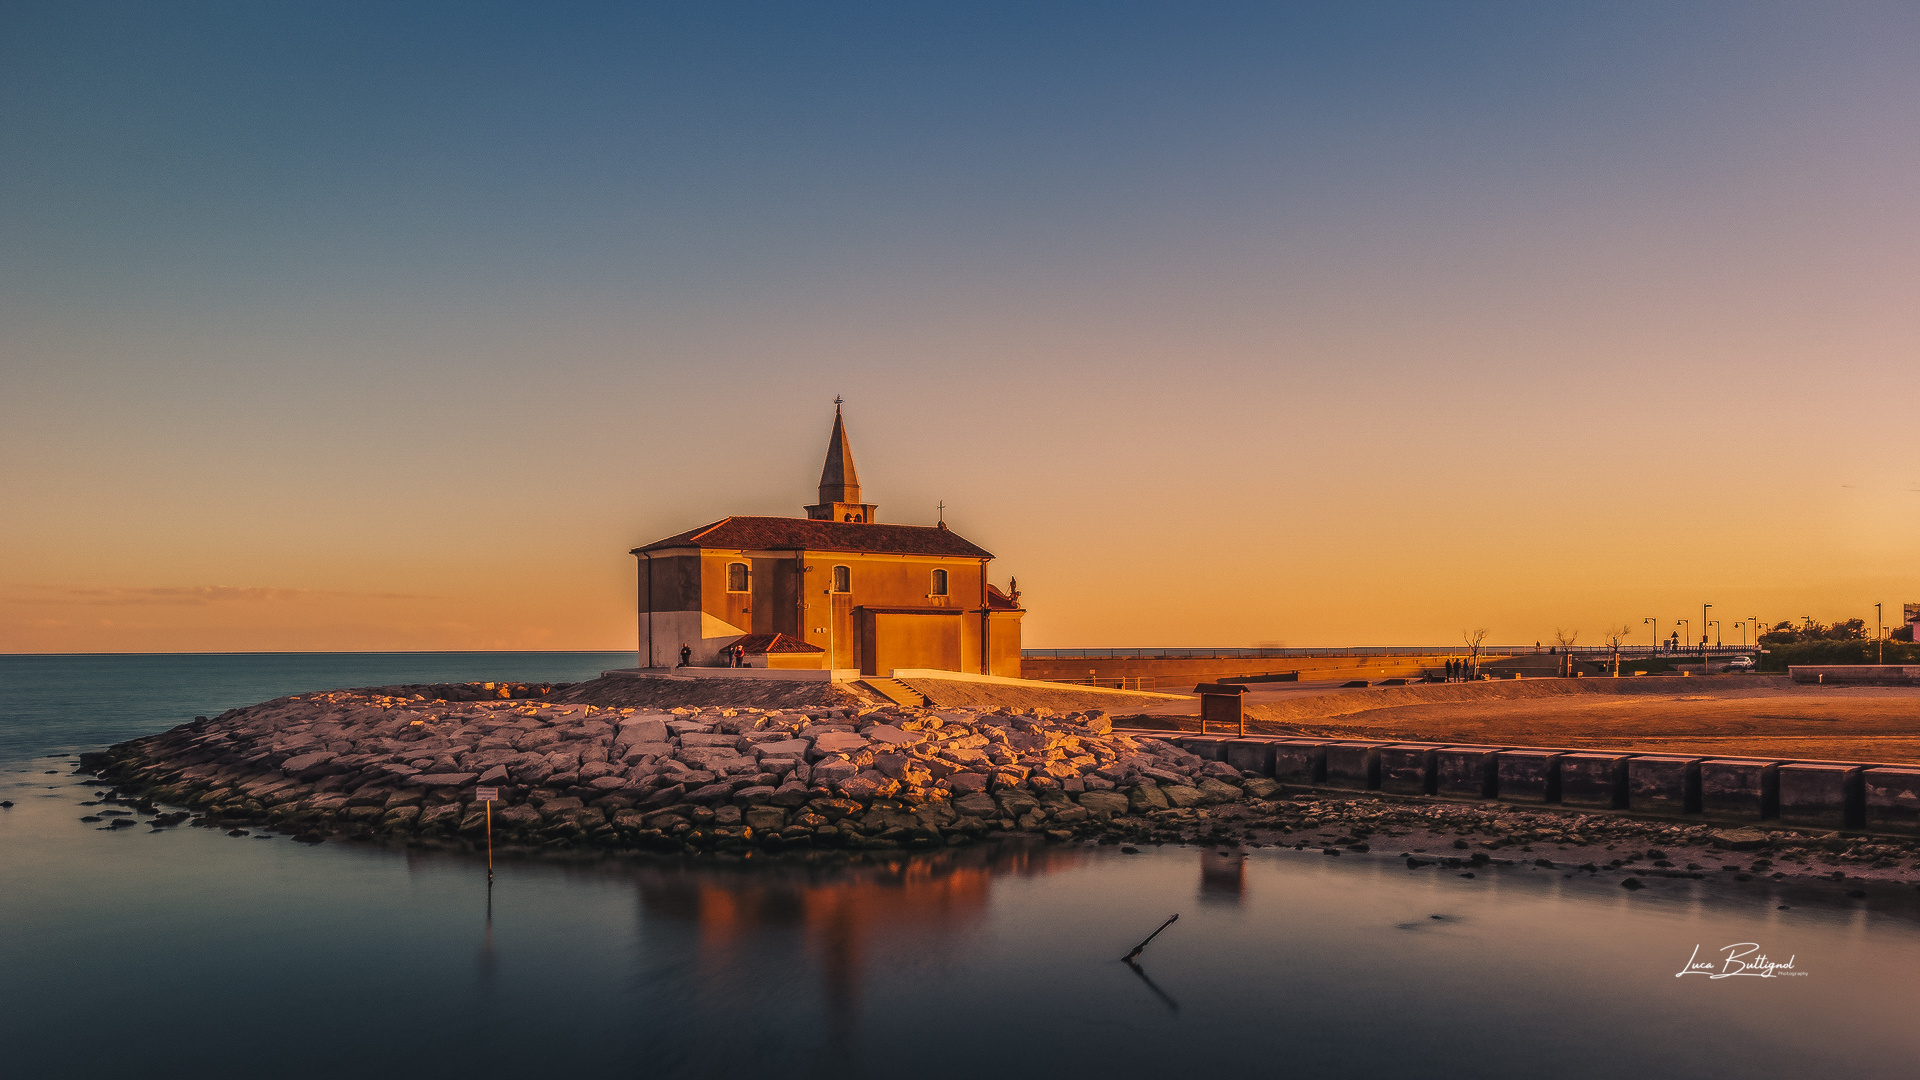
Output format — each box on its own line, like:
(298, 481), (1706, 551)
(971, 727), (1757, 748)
(4, 7), (1916, 654)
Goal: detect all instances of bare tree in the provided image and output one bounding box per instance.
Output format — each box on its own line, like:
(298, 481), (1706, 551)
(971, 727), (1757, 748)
(1601, 624), (1632, 677)
(1462, 628), (1488, 679)
(1553, 628), (1579, 676)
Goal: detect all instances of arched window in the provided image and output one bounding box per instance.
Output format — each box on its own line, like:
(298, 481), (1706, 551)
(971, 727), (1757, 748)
(831, 565), (850, 593)
(726, 562), (750, 592)
(931, 568), (948, 596)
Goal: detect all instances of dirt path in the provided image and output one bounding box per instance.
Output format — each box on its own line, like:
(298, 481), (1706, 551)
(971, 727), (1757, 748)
(1121, 677), (1920, 764)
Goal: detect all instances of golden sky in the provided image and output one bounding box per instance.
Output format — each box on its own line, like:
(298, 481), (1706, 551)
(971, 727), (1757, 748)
(3, 5), (1916, 653)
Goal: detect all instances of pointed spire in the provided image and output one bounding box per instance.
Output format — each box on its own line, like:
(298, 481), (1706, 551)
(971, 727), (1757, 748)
(818, 400), (861, 505)
(805, 400), (878, 521)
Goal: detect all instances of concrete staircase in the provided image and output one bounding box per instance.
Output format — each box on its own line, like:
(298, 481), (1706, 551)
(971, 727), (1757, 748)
(861, 678), (930, 707)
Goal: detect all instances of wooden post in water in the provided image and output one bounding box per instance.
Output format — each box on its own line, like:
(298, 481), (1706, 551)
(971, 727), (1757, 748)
(476, 786), (499, 883)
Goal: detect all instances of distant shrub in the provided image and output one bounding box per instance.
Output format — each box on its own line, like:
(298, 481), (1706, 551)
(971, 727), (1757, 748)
(1758, 641), (1920, 671)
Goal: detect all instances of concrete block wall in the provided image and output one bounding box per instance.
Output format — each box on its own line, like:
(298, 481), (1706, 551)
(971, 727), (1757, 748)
(1495, 750), (1563, 804)
(1379, 745), (1442, 796)
(1435, 748), (1503, 800)
(1777, 764), (1863, 830)
(1625, 756), (1702, 815)
(1864, 768), (1920, 836)
(1700, 760), (1779, 820)
(1164, 733), (1905, 836)
(1559, 753), (1631, 811)
(1324, 743), (1383, 790)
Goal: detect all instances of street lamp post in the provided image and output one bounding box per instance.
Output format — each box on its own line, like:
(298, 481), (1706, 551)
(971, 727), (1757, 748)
(1676, 619), (1689, 661)
(1877, 602), (1884, 665)
(1645, 617), (1656, 657)
(1702, 603), (1712, 658)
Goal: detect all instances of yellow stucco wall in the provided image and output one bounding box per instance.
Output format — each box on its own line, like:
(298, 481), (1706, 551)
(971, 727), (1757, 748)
(862, 611), (963, 675)
(644, 542), (1021, 673)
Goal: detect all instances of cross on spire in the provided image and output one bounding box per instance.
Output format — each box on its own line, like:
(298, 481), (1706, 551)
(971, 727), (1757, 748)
(937, 500), (946, 523)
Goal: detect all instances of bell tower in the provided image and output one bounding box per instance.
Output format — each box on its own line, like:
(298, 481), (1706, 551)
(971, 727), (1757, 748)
(804, 398), (879, 523)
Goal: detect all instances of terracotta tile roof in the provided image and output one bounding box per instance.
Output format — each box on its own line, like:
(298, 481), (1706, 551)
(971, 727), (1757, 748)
(632, 516), (994, 559)
(729, 633), (824, 654)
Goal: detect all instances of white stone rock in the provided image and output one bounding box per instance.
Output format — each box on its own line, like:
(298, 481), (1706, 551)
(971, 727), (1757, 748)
(811, 731), (868, 754)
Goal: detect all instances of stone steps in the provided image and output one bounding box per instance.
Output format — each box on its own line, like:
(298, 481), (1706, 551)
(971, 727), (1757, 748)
(861, 678), (930, 707)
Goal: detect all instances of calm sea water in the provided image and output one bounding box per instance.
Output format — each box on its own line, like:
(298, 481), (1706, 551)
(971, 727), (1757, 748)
(5, 653), (1920, 1079)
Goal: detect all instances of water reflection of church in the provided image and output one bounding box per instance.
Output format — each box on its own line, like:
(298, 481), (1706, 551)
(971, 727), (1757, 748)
(632, 847), (1086, 1045)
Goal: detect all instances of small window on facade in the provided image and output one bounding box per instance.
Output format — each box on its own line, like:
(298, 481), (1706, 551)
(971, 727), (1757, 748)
(831, 565), (850, 593)
(727, 562), (750, 592)
(931, 568), (948, 596)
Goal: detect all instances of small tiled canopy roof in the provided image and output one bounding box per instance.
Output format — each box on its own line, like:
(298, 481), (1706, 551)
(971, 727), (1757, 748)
(986, 584), (1023, 611)
(632, 516), (993, 559)
(729, 633), (824, 654)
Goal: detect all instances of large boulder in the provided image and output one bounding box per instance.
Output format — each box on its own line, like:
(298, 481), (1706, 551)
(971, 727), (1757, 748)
(416, 803), (464, 830)
(678, 748), (754, 773)
(280, 751), (335, 775)
(753, 739), (811, 758)
(617, 717), (669, 743)
(812, 759), (860, 784)
(639, 783), (686, 808)
(1241, 778), (1281, 800)
(811, 732), (869, 755)
(996, 791), (1040, 819)
(1162, 784), (1204, 808)
(1196, 778), (1245, 804)
(1077, 791), (1131, 818)
(946, 771), (990, 795)
(838, 775), (895, 800)
(952, 792), (999, 818)
(769, 781), (812, 807)
(744, 806), (787, 831)
(862, 725), (924, 747)
(680, 732), (742, 748)
(496, 803), (541, 826)
(408, 772), (478, 788)
(1126, 785), (1170, 811)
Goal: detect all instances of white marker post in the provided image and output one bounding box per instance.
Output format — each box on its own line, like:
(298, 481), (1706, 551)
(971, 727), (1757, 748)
(475, 786), (499, 882)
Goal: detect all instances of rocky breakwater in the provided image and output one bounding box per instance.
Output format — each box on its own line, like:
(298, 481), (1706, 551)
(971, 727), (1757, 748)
(90, 685), (1283, 854)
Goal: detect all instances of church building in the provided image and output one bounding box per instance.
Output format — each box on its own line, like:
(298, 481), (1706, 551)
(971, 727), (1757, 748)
(630, 405), (1024, 676)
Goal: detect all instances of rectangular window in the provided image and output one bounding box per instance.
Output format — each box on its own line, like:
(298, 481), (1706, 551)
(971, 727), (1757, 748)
(931, 568), (948, 596)
(727, 562), (750, 592)
(831, 565), (850, 593)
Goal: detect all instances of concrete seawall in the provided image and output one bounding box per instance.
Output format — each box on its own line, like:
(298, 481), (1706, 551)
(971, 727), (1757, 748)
(1790, 665), (1920, 686)
(1158, 732), (1920, 837)
(1020, 653), (1502, 690)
